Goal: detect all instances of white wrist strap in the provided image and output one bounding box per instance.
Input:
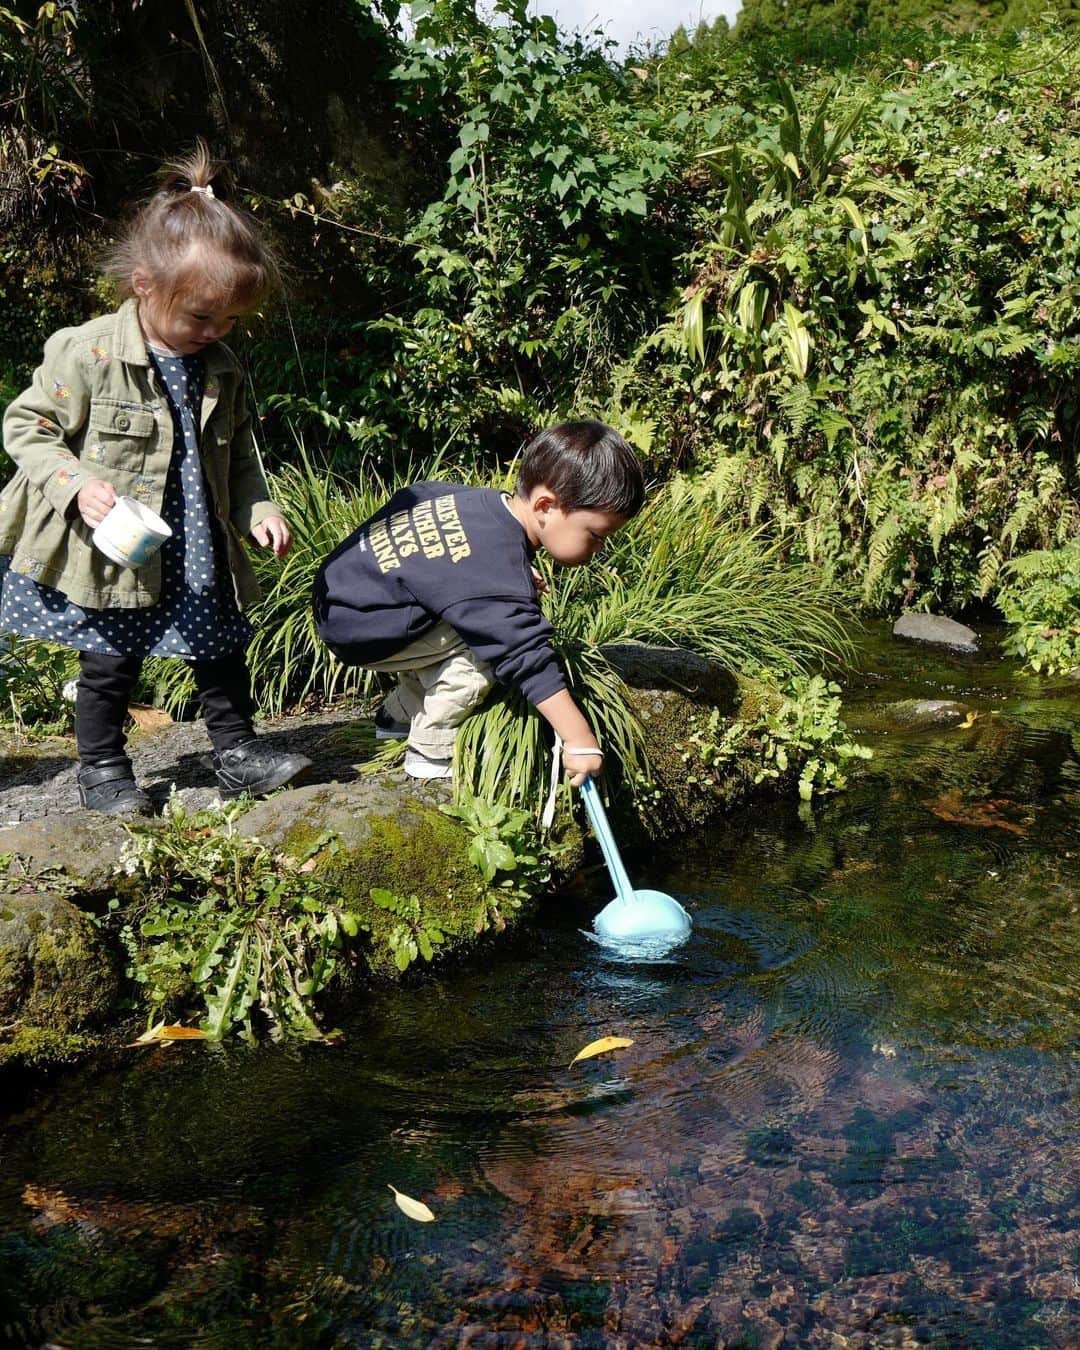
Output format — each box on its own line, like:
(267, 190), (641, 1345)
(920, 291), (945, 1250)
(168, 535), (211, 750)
(540, 738), (603, 830)
(542, 734), (563, 830)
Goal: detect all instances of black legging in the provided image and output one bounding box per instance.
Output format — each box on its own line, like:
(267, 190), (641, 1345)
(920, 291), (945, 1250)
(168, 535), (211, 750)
(75, 649), (255, 764)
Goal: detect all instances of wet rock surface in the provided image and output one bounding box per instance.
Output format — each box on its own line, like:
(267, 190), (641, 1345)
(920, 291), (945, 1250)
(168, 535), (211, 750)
(892, 612), (979, 653)
(881, 698), (969, 728)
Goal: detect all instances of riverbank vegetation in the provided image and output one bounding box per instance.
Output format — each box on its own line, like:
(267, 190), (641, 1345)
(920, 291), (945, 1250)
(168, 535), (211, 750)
(2, 0), (1076, 1045)
(3, 2), (1077, 697)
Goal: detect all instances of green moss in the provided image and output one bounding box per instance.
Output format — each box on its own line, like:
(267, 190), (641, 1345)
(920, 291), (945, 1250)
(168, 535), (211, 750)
(23, 911), (118, 1030)
(0, 941), (28, 1021)
(296, 809), (504, 979)
(628, 675), (784, 838)
(0, 1024), (100, 1071)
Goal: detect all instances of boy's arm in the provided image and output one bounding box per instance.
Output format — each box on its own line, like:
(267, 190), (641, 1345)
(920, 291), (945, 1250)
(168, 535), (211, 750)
(441, 595), (603, 785)
(534, 688), (603, 787)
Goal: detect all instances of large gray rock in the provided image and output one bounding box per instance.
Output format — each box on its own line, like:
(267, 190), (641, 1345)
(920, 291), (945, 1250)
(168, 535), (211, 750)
(0, 814), (130, 893)
(600, 642), (740, 711)
(892, 613), (978, 653)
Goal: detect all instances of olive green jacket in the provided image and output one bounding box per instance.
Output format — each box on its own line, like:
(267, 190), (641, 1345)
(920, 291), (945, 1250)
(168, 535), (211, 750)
(0, 299), (279, 610)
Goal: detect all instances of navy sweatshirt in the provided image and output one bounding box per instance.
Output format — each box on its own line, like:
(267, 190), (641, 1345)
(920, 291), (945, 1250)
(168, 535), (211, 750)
(313, 483), (566, 705)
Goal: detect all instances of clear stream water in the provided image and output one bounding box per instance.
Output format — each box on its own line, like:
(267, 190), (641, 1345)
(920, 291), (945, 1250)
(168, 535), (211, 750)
(1, 627), (1077, 1348)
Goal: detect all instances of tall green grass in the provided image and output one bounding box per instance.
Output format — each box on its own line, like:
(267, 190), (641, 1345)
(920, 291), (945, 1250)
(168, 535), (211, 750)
(145, 455), (852, 816)
(457, 469), (853, 812)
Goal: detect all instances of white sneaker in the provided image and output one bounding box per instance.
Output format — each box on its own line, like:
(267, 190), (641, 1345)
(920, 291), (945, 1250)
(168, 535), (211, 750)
(403, 747), (453, 780)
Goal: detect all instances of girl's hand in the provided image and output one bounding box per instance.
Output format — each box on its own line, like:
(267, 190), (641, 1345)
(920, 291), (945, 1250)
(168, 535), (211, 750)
(76, 479), (117, 528)
(251, 515), (291, 559)
(562, 747), (603, 788)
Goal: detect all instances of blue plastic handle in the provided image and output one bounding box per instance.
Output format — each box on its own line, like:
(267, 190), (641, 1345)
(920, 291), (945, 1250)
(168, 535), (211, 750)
(580, 775), (634, 903)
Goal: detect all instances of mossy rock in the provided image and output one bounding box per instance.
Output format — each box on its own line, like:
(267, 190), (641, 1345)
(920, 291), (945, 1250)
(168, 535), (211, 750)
(0, 891), (117, 1071)
(601, 642), (741, 712)
(238, 780), (520, 979)
(624, 671), (784, 838)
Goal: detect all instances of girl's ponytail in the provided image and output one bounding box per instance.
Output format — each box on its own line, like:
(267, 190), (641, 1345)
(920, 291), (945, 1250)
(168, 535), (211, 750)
(159, 139), (224, 200)
(101, 138), (281, 308)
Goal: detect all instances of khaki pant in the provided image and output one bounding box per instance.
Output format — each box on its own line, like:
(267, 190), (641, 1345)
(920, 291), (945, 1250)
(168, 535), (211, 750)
(364, 621), (493, 758)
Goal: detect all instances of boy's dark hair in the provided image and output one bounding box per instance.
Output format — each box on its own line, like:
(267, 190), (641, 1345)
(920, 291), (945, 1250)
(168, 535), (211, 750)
(517, 420), (645, 518)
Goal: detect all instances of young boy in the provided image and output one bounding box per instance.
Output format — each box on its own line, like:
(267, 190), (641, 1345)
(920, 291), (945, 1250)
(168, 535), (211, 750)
(312, 420), (644, 782)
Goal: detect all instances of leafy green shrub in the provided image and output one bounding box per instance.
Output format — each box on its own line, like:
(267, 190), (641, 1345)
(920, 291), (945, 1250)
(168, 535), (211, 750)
(681, 673), (872, 808)
(440, 792), (550, 890)
(0, 635), (77, 735)
(117, 800), (360, 1041)
(619, 24), (1080, 614)
(997, 544), (1080, 675)
(369, 888), (447, 972)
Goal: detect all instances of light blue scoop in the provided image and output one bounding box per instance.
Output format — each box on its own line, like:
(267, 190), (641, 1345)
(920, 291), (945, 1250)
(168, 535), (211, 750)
(580, 776), (692, 954)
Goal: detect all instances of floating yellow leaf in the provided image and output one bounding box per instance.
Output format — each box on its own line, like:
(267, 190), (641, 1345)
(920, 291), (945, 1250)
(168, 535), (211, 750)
(569, 1035), (635, 1068)
(388, 1184), (435, 1223)
(126, 1020), (166, 1047)
(957, 711), (979, 729)
(126, 1022), (207, 1048)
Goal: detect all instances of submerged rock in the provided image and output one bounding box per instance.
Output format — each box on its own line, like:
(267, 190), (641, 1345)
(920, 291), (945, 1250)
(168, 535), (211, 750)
(883, 699), (969, 729)
(892, 613), (978, 653)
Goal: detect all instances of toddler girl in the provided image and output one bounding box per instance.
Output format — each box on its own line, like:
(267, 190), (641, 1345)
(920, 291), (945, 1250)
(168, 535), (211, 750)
(0, 141), (311, 814)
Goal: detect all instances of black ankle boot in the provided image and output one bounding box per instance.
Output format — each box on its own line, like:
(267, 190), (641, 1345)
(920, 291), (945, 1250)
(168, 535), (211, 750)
(211, 740), (313, 799)
(77, 758), (153, 816)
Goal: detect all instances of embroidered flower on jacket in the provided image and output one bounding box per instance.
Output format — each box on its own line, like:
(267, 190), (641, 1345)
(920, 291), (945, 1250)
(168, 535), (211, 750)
(52, 381), (71, 400)
(55, 467), (77, 486)
(90, 346), (110, 366)
(35, 415), (55, 429)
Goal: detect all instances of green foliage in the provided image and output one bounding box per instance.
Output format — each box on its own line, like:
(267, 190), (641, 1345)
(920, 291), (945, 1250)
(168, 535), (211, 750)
(440, 791), (550, 891)
(117, 800), (361, 1041)
(681, 673), (873, 808)
(616, 22), (1080, 617)
(0, 635), (76, 734)
(735, 0), (1080, 36)
(369, 887), (446, 971)
(997, 543), (1080, 675)
(330, 0), (688, 449)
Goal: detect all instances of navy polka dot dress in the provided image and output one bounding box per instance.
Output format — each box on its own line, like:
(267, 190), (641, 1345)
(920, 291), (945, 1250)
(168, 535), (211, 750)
(0, 348), (252, 658)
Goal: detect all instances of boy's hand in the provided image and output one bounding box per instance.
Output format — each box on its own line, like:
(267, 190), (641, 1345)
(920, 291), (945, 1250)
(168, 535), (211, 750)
(535, 690), (603, 787)
(530, 565), (550, 595)
(76, 478), (117, 527)
(251, 515), (291, 558)
(562, 747), (603, 787)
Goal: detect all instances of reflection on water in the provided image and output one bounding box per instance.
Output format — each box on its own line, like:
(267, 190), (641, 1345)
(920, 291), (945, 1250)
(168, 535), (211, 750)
(1, 628), (1078, 1347)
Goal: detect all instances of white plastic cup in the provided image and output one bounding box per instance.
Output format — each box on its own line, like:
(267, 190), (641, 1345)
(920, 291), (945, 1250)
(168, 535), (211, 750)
(92, 496), (172, 568)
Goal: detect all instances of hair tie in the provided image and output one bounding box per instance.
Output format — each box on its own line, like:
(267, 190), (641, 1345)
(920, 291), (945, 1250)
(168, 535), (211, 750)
(189, 184), (215, 198)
